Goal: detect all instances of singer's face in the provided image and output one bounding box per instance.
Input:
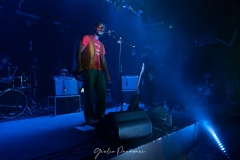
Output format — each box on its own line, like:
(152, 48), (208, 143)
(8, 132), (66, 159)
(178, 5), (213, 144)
(94, 24), (105, 37)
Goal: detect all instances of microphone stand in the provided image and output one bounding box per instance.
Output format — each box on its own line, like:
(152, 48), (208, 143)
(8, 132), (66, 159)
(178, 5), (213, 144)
(106, 31), (135, 112)
(118, 37), (123, 112)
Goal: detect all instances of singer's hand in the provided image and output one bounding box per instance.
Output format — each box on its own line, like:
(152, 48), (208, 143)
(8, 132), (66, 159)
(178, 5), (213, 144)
(73, 68), (84, 82)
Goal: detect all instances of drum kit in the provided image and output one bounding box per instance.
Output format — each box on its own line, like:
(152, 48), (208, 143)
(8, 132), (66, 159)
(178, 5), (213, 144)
(0, 66), (38, 119)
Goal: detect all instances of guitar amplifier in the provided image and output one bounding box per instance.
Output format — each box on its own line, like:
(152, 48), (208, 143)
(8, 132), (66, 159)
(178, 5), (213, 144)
(122, 76), (138, 90)
(54, 76), (78, 96)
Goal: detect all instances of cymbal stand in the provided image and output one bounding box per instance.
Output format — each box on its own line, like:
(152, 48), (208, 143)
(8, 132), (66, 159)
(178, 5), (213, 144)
(12, 66), (18, 77)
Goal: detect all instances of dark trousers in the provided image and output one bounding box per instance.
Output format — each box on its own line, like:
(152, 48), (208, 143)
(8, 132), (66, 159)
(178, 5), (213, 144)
(82, 68), (106, 121)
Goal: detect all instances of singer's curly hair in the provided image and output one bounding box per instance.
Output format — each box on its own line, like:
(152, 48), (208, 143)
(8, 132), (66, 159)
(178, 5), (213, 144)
(94, 22), (106, 30)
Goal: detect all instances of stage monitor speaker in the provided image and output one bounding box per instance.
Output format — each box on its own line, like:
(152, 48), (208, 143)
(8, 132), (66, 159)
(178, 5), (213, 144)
(95, 110), (152, 141)
(146, 106), (172, 126)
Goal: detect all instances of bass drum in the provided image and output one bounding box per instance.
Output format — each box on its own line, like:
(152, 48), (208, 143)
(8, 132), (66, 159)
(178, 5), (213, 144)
(0, 89), (28, 118)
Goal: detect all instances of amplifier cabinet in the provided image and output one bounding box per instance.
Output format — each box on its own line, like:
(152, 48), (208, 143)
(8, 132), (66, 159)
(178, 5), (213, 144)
(48, 95), (81, 116)
(122, 76), (138, 90)
(54, 76), (78, 96)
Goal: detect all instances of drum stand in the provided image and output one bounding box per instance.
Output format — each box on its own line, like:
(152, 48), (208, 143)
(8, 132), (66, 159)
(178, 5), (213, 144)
(25, 98), (38, 116)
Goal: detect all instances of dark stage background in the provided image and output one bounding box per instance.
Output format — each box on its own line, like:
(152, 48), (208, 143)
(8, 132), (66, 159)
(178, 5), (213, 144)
(0, 0), (239, 106)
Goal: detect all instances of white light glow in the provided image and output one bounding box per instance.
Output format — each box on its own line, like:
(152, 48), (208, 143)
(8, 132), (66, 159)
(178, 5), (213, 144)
(205, 123), (230, 159)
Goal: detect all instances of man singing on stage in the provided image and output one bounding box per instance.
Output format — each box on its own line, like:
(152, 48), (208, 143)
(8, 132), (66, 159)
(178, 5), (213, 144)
(75, 22), (110, 126)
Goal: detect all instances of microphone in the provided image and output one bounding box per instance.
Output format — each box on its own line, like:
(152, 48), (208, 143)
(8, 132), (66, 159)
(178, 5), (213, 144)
(8, 63), (16, 68)
(103, 30), (114, 34)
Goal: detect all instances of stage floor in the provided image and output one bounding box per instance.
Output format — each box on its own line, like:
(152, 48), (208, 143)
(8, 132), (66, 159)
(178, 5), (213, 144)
(0, 103), (240, 160)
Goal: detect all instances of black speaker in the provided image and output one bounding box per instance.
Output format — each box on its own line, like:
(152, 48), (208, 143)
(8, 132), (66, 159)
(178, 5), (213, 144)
(95, 110), (152, 141)
(146, 106), (172, 126)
